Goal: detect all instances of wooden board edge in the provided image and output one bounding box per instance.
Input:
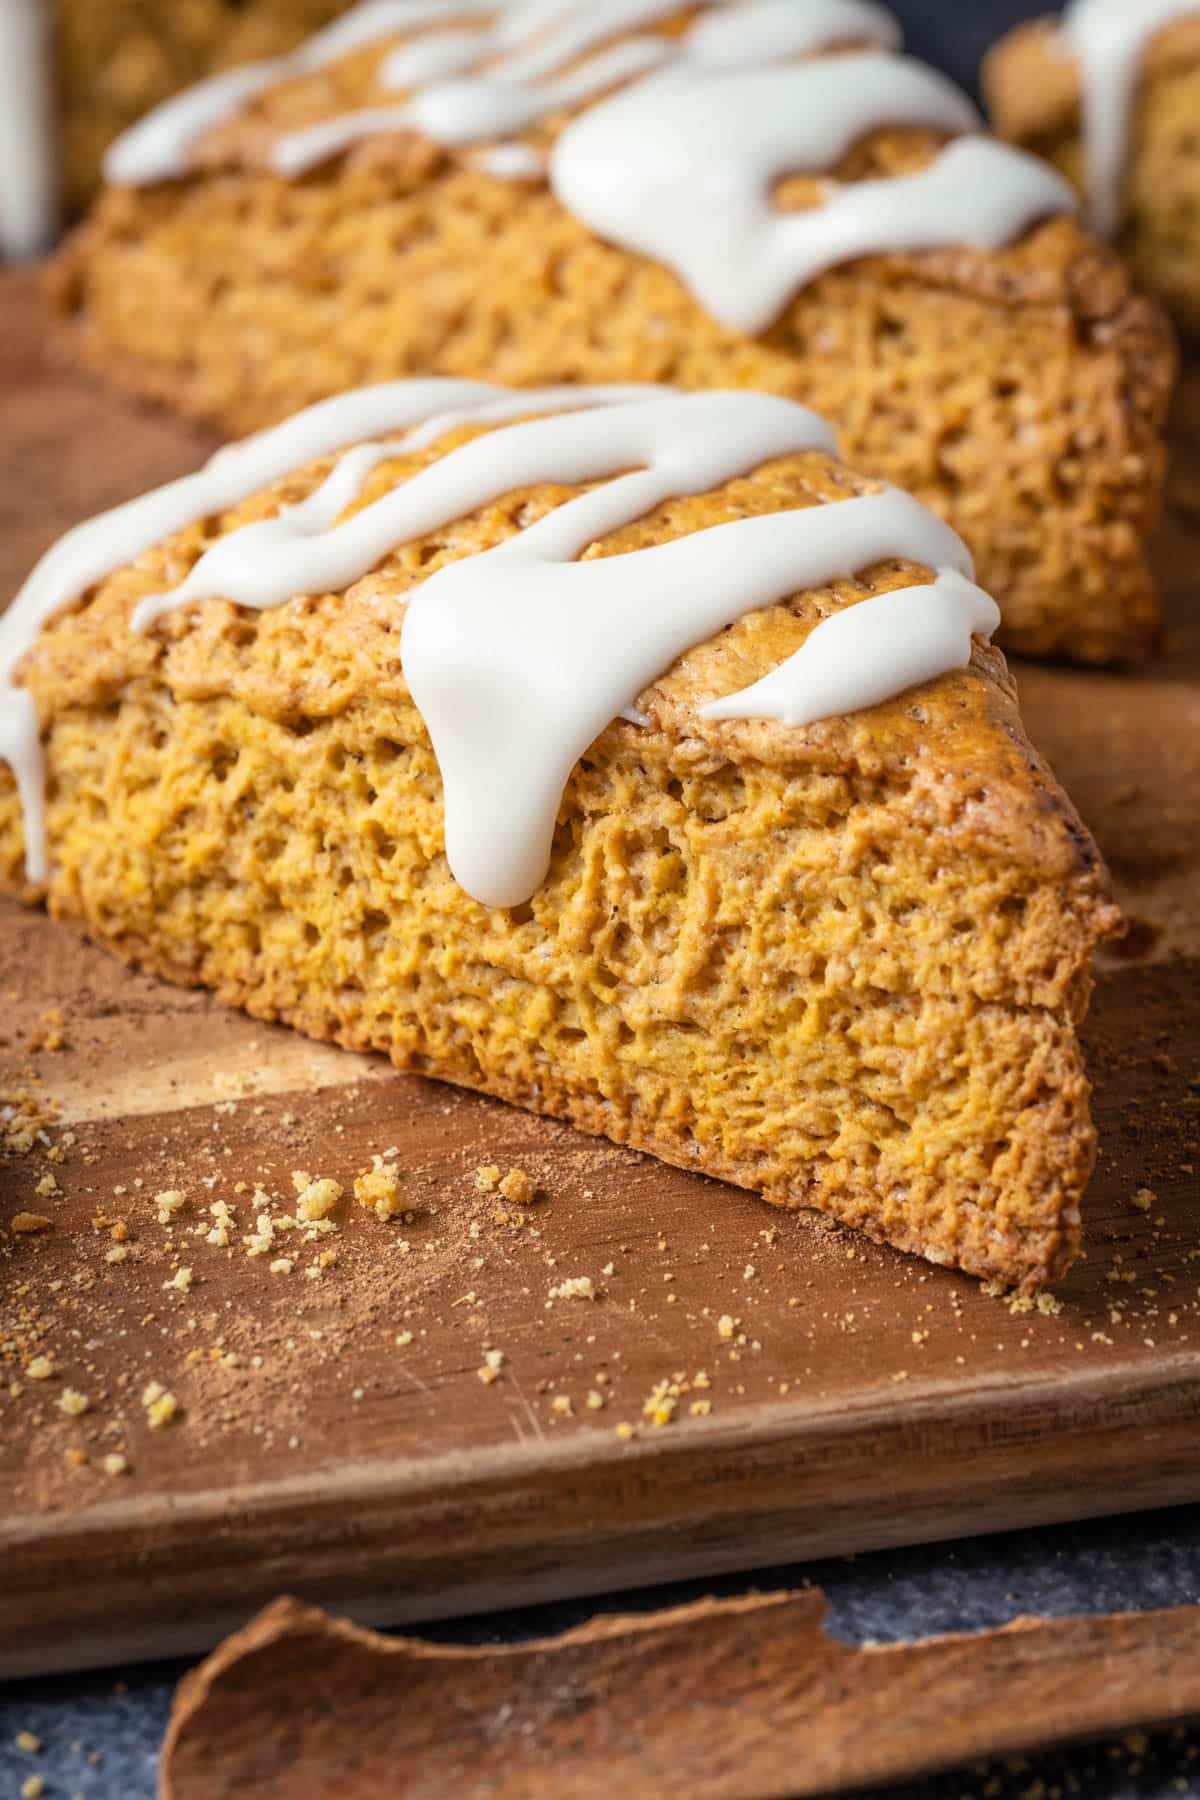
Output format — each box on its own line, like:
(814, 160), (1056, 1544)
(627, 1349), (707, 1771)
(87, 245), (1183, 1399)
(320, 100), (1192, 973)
(5, 1355), (1200, 1678)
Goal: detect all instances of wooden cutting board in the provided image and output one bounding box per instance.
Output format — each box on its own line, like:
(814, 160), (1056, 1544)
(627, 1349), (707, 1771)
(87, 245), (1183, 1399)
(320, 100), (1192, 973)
(1, 270), (1198, 1681)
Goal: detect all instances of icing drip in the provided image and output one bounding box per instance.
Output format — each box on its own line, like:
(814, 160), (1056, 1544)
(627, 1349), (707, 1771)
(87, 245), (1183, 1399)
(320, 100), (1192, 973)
(4, 385), (1000, 909)
(403, 471), (992, 906)
(1, 379), (509, 881)
(1061, 0), (1200, 236)
(103, 0), (901, 184)
(552, 53), (1077, 334)
(0, 0), (58, 257)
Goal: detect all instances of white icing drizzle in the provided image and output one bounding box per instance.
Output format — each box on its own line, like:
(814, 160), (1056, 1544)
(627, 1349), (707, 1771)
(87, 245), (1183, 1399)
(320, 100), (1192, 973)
(487, 0), (696, 84)
(403, 459), (993, 907)
(379, 27), (490, 88)
(273, 35), (671, 174)
(103, 0), (901, 184)
(1, 379), (508, 881)
(103, 1), (498, 186)
(129, 384), (669, 628)
(0, 0), (58, 258)
(686, 0), (900, 67)
(476, 141), (547, 179)
(701, 568), (995, 725)
(552, 53), (1077, 335)
(97, 1), (1072, 336)
(3, 385), (1000, 908)
(1061, 0), (1200, 236)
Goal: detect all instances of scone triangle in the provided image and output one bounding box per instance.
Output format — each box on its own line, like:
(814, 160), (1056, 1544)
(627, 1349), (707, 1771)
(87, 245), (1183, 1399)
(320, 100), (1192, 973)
(0, 384), (1120, 1290)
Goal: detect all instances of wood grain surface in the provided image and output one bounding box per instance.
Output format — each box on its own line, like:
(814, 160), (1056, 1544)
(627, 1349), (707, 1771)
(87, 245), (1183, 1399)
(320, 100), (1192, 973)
(161, 1592), (1200, 1800)
(0, 269), (1197, 1680)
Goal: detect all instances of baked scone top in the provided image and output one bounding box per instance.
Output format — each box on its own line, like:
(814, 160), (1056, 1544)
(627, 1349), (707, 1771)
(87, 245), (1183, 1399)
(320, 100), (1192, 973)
(98, 0), (1077, 335)
(4, 382), (1107, 914)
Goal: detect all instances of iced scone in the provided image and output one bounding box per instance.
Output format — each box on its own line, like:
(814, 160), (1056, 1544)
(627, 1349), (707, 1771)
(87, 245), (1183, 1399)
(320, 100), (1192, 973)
(0, 382), (1121, 1290)
(986, 0), (1200, 334)
(50, 1), (1176, 664)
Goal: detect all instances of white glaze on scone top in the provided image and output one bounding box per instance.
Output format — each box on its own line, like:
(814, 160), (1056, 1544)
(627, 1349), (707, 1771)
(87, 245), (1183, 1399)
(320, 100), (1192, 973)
(553, 54), (1075, 334)
(1061, 0), (1200, 234)
(101, 1), (1074, 336)
(4, 384), (999, 903)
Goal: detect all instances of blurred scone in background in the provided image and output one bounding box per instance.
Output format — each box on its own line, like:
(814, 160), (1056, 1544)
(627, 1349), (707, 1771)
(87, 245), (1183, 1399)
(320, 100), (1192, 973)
(54, 0), (353, 217)
(51, 0), (1048, 219)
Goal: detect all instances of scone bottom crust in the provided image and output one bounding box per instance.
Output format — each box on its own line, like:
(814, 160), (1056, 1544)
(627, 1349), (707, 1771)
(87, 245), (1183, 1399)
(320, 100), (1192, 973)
(1, 383), (1120, 1294)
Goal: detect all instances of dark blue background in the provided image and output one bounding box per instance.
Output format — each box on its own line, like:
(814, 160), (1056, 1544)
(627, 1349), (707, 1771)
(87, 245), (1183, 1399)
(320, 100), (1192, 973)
(899, 0), (1041, 95)
(7, 5), (1200, 1797)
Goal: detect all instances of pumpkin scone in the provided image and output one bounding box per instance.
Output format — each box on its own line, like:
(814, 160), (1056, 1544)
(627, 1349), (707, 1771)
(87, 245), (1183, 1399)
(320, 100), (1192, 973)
(985, 0), (1200, 335)
(0, 382), (1121, 1291)
(49, 1), (1176, 665)
(0, 0), (354, 247)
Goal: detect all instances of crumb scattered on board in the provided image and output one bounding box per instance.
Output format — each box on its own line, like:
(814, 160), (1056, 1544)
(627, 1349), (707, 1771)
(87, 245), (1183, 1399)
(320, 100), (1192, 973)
(1, 952), (1196, 1508)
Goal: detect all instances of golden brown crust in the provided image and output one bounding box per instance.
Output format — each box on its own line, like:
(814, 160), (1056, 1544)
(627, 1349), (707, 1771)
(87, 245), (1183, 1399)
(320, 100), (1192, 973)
(0, 422), (1121, 1289)
(985, 15), (1200, 334)
(49, 14), (1177, 666)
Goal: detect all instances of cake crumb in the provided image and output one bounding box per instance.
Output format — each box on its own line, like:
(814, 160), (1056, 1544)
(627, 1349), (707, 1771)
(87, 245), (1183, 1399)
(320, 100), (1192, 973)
(395, 1331), (414, 1348)
(164, 1267), (193, 1293)
(476, 1365), (500, 1386)
(205, 1201), (234, 1247)
(614, 1421), (635, 1441)
(154, 1190), (187, 1223)
(550, 1394), (573, 1417)
(142, 1382), (178, 1428)
(59, 1389), (89, 1417)
(473, 1165), (501, 1193)
(27, 1007), (65, 1053)
(21, 1775), (45, 1798)
(297, 1176), (343, 1221)
(105, 1245), (128, 1264)
(102, 1453), (129, 1478)
(269, 1257), (295, 1276)
(586, 1390), (607, 1411)
(1132, 1188), (1157, 1212)
(354, 1168), (404, 1220)
(26, 1356), (54, 1381)
(643, 1381), (678, 1427)
(717, 1314), (736, 1340)
(34, 1173), (59, 1199)
(14, 1731), (41, 1753)
(11, 1213), (51, 1235)
(549, 1276), (596, 1302)
(498, 1167), (536, 1205)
